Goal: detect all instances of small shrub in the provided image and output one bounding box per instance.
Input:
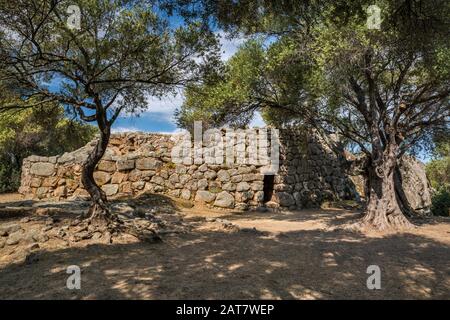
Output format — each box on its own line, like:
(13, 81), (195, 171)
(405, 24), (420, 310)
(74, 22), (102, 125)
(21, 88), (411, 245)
(165, 162), (176, 170)
(431, 188), (450, 217)
(0, 162), (21, 193)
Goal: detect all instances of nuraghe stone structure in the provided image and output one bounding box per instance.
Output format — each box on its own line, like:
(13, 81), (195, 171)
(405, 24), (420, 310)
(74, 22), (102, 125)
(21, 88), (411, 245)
(19, 127), (432, 213)
(19, 128), (359, 210)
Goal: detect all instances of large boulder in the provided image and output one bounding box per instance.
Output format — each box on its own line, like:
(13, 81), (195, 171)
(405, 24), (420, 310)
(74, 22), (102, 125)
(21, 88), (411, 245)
(214, 191), (235, 208)
(30, 163), (55, 176)
(349, 155), (432, 216)
(397, 156), (432, 216)
(195, 191), (216, 203)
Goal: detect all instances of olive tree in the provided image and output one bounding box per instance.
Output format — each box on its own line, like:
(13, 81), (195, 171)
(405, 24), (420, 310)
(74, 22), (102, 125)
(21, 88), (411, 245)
(176, 0), (450, 230)
(0, 0), (219, 227)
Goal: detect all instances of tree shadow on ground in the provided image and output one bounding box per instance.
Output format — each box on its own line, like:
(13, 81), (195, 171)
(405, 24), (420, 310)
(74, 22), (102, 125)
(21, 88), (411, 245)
(0, 225), (448, 299)
(219, 207), (450, 230)
(219, 208), (363, 229)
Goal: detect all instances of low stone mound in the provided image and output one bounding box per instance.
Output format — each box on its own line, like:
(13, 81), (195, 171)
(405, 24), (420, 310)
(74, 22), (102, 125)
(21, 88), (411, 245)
(19, 129), (432, 214)
(19, 129), (359, 210)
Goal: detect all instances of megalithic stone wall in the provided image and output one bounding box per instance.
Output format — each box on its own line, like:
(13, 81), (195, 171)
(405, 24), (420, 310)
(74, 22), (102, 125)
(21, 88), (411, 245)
(19, 127), (359, 210)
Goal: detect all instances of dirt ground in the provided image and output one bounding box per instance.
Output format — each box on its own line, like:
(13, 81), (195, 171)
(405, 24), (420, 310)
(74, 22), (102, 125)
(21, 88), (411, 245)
(0, 193), (449, 300)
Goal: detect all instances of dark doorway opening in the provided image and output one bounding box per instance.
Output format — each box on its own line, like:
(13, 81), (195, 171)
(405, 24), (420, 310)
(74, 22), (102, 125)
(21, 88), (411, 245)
(263, 175), (274, 202)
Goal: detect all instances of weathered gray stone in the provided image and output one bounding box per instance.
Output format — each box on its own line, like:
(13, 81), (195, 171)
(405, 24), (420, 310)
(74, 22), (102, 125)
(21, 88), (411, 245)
(222, 182), (236, 191)
(136, 158), (162, 170)
(214, 191), (235, 208)
(102, 184), (119, 196)
(128, 170), (142, 182)
(132, 181), (145, 190)
(397, 156), (432, 215)
(117, 159), (135, 171)
(93, 171), (111, 185)
(293, 192), (303, 207)
(238, 167), (252, 174)
(217, 170), (231, 182)
(30, 163), (55, 176)
(237, 190), (254, 202)
(235, 202), (249, 211)
(6, 230), (25, 245)
(160, 170), (169, 179)
(48, 156), (58, 164)
(141, 170), (156, 180)
(176, 165), (187, 174)
(192, 171), (204, 179)
(231, 175), (243, 183)
(151, 176), (165, 185)
(198, 179), (208, 190)
(168, 189), (181, 197)
(36, 187), (49, 199)
(111, 172), (127, 184)
(180, 189), (191, 200)
(179, 174), (190, 184)
(243, 173), (263, 182)
(236, 182), (250, 192)
(254, 191), (265, 202)
(276, 192), (295, 207)
(0, 223), (22, 236)
(195, 190), (216, 203)
(204, 170), (217, 180)
(169, 173), (179, 184)
(98, 160), (117, 172)
(58, 153), (75, 164)
(33, 232), (49, 243)
(251, 181), (264, 191)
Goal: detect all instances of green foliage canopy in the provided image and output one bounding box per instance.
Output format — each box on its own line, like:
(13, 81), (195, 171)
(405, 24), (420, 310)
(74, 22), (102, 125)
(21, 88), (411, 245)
(0, 103), (96, 192)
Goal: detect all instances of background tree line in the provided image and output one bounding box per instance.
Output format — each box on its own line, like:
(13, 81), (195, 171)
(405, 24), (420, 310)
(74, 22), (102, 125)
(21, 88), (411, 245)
(426, 131), (450, 216)
(0, 84), (96, 193)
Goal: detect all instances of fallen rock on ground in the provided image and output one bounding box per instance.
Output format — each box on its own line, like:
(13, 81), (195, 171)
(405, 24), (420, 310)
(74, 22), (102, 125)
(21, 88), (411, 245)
(0, 223), (22, 236)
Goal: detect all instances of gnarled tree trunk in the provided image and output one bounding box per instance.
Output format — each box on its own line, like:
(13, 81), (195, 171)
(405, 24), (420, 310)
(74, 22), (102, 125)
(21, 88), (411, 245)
(81, 127), (117, 226)
(79, 125), (159, 242)
(361, 144), (414, 230)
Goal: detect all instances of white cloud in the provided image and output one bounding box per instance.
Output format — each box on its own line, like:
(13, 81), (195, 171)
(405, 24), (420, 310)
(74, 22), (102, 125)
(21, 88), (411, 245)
(121, 91), (185, 123)
(156, 128), (188, 135)
(117, 32), (249, 128)
(112, 126), (141, 133)
(118, 32), (247, 125)
(145, 94), (184, 116)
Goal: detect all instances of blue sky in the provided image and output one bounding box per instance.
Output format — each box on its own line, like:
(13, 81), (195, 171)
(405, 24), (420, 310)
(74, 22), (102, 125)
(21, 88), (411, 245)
(111, 32), (266, 134)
